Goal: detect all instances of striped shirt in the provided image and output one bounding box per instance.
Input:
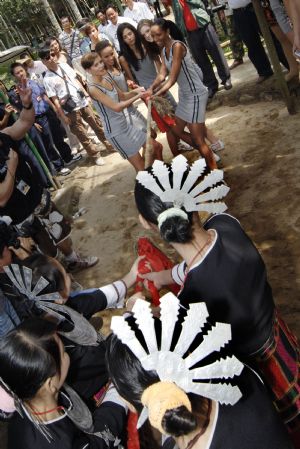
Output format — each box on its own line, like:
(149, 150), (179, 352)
(59, 29), (82, 60)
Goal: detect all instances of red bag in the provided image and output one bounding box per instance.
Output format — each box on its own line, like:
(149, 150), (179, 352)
(178, 0), (198, 31)
(135, 237), (180, 307)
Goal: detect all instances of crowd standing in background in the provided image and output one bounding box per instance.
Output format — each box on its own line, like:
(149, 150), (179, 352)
(0, 1), (299, 448)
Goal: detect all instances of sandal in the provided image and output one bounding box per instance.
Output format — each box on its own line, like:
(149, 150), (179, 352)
(210, 140), (225, 152)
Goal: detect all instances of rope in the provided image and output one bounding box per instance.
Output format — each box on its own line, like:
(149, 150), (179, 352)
(144, 99), (153, 169)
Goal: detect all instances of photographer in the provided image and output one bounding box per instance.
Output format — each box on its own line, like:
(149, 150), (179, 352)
(0, 83), (99, 272)
(39, 46), (112, 166)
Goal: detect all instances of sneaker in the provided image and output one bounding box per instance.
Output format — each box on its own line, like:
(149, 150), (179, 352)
(65, 153), (83, 166)
(213, 152), (221, 163)
(67, 255), (99, 273)
(177, 141), (193, 152)
(57, 167), (71, 176)
(95, 156), (105, 166)
(210, 140), (225, 152)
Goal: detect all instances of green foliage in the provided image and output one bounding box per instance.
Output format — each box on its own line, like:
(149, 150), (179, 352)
(0, 0), (50, 32)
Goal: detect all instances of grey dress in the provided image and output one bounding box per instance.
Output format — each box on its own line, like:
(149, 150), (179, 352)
(89, 80), (146, 159)
(129, 53), (177, 110)
(107, 69), (147, 131)
(163, 41), (209, 123)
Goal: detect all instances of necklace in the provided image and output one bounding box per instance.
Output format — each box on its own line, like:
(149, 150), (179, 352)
(182, 230), (215, 287)
(30, 405), (64, 416)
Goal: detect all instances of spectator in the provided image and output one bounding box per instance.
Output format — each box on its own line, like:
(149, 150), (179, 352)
(172, 0), (232, 98)
(16, 55), (47, 86)
(82, 22), (112, 53)
(39, 46), (113, 166)
(227, 0), (288, 83)
(96, 9), (109, 33)
(10, 62), (82, 176)
(105, 4), (137, 52)
(0, 80), (99, 271)
(59, 16), (83, 73)
(45, 36), (71, 65)
(124, 0), (154, 24)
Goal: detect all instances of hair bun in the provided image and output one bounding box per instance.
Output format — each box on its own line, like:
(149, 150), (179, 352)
(162, 405), (197, 437)
(160, 215), (192, 243)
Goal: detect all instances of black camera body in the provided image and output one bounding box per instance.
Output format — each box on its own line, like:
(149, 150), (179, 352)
(0, 220), (20, 253)
(78, 90), (85, 100)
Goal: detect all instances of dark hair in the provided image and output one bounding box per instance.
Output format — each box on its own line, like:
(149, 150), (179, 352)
(82, 22), (97, 37)
(137, 19), (160, 61)
(106, 330), (209, 441)
(45, 36), (62, 51)
(105, 4), (118, 14)
(21, 253), (66, 295)
(152, 18), (185, 42)
(75, 17), (90, 30)
(134, 167), (194, 243)
(60, 15), (71, 23)
(38, 45), (51, 60)
(96, 9), (105, 16)
(81, 52), (99, 70)
(10, 62), (26, 76)
(0, 318), (60, 400)
(117, 23), (145, 71)
(95, 39), (113, 55)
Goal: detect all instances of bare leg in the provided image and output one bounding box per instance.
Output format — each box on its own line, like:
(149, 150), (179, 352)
(128, 152), (145, 172)
(187, 122), (217, 169)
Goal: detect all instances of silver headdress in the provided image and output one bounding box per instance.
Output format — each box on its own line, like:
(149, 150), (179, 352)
(3, 264), (104, 345)
(136, 155), (229, 214)
(111, 293), (243, 427)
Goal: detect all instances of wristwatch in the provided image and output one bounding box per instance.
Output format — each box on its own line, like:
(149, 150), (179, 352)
(22, 102), (33, 110)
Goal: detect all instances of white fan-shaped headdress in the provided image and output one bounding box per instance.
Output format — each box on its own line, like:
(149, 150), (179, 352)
(136, 155), (230, 214)
(111, 293), (243, 427)
(3, 264), (104, 345)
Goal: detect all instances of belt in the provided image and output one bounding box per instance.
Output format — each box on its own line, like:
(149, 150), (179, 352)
(35, 112), (48, 118)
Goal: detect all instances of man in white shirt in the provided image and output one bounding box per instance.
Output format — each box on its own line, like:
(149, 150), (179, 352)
(39, 46), (112, 166)
(124, 0), (154, 24)
(228, 0), (273, 82)
(96, 9), (109, 33)
(105, 5), (137, 52)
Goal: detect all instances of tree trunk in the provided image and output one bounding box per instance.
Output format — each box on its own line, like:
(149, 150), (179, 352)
(67, 0), (82, 22)
(40, 0), (62, 35)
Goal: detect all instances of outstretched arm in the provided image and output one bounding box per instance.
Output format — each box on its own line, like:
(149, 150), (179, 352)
(89, 84), (144, 112)
(2, 80), (34, 141)
(152, 42), (186, 97)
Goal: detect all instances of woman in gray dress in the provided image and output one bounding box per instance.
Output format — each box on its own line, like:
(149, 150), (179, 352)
(95, 40), (148, 131)
(81, 52), (162, 172)
(149, 19), (221, 170)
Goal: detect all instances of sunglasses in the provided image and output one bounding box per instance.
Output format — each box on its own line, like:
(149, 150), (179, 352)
(44, 53), (55, 61)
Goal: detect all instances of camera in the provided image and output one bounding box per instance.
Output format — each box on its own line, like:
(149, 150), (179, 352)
(0, 220), (20, 253)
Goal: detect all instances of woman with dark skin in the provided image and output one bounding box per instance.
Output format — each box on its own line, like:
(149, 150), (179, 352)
(148, 19), (219, 170)
(118, 22), (222, 161)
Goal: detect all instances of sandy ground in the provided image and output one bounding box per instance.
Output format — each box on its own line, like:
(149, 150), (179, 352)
(54, 58), (300, 337)
(0, 57), (299, 447)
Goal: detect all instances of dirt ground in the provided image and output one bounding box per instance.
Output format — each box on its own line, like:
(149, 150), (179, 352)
(0, 58), (299, 447)
(54, 59), (300, 338)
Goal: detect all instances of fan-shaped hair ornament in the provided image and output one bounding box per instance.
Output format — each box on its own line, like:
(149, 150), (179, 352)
(3, 265), (105, 346)
(111, 294), (244, 407)
(136, 155), (229, 214)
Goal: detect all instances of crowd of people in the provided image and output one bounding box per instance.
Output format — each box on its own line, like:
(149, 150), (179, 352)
(0, 1), (299, 448)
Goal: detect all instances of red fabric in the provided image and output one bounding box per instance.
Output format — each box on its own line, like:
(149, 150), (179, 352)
(178, 0), (198, 31)
(127, 412), (140, 449)
(135, 237), (180, 307)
